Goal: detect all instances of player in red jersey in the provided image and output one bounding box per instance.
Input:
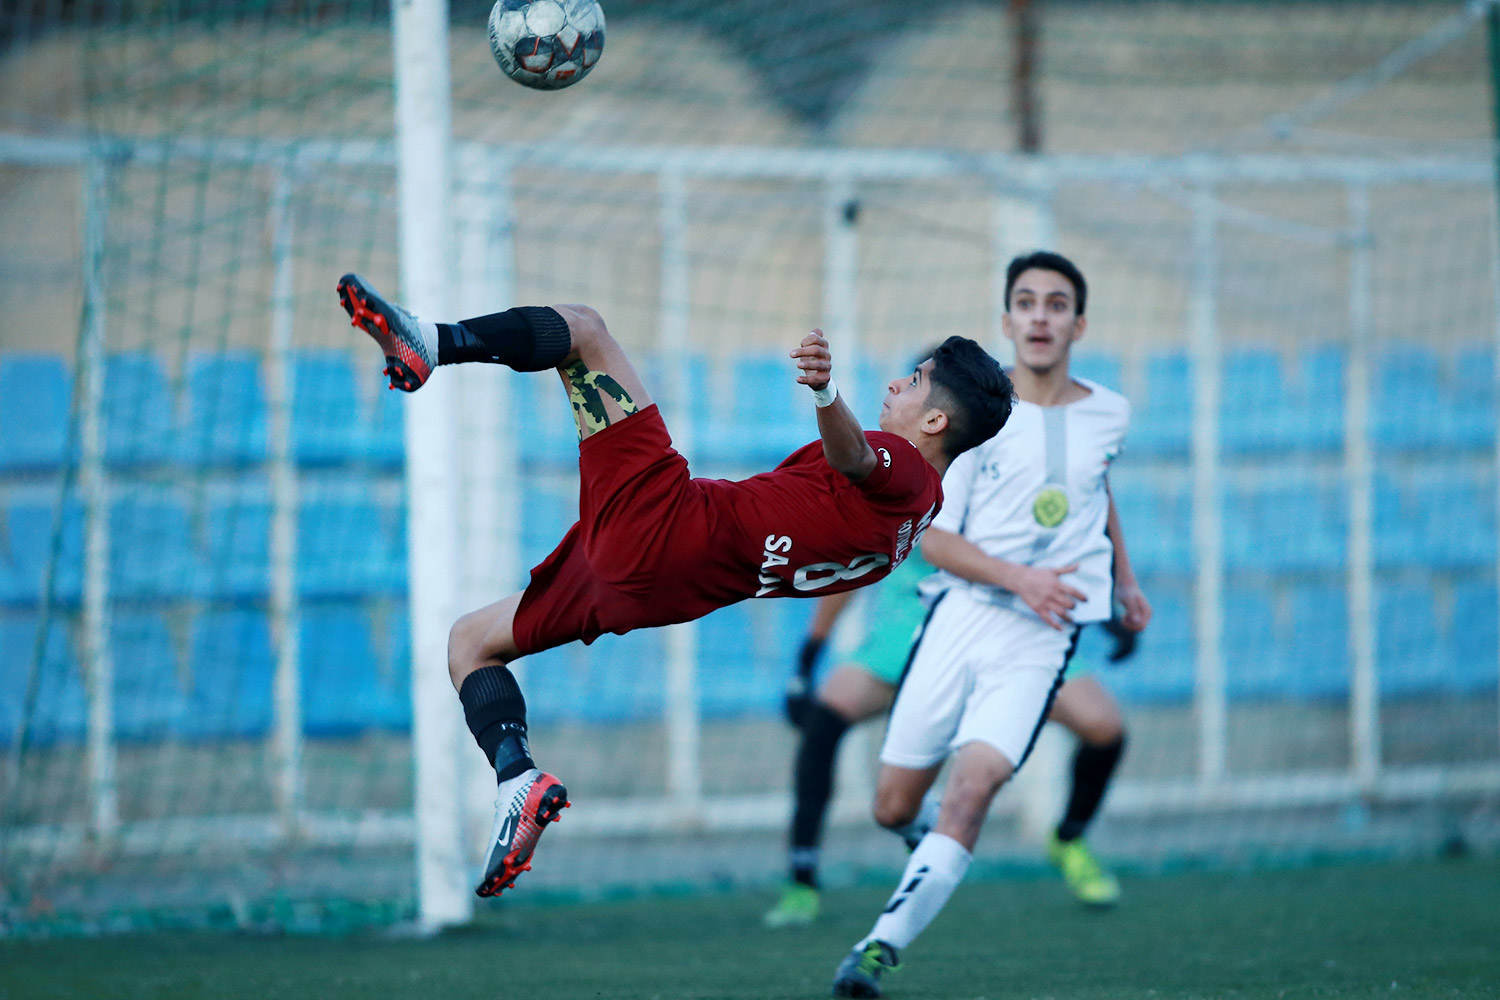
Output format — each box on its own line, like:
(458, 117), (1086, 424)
(337, 273), (1014, 897)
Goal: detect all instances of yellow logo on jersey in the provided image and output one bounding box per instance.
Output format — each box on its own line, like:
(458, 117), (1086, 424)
(1033, 486), (1069, 528)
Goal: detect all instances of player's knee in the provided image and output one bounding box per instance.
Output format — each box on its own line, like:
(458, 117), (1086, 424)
(1076, 708), (1125, 746)
(447, 611), (488, 685)
(872, 787), (919, 830)
(555, 303), (608, 351)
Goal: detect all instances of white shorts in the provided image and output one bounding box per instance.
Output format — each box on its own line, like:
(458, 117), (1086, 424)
(880, 590), (1077, 771)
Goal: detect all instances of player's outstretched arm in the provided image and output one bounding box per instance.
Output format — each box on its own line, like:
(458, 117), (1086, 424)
(792, 329), (876, 482)
(1105, 480), (1152, 631)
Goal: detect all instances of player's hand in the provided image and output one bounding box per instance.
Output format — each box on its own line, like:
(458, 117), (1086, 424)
(783, 635), (826, 727)
(1015, 563), (1087, 631)
(1115, 579), (1152, 631)
(790, 330), (832, 392)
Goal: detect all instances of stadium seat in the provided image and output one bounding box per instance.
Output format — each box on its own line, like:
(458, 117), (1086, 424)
(0, 355), (71, 472)
(1219, 349), (1284, 455)
(1222, 474), (1345, 574)
(1368, 344), (1491, 453)
(203, 487), (271, 599)
(1222, 584), (1279, 699)
(521, 478), (579, 569)
(297, 488), (406, 597)
(1071, 350), (1124, 392)
(1450, 579), (1499, 692)
(527, 630), (665, 725)
(110, 491), (201, 599)
(1375, 468), (1495, 571)
(697, 602), (777, 718)
(1127, 351), (1191, 456)
(182, 609), (275, 739)
(0, 494), (84, 606)
(1106, 580), (1194, 703)
(1377, 581), (1451, 695)
(104, 352), (178, 468)
(1282, 582), (1349, 698)
(111, 612), (189, 740)
(183, 352), (266, 466)
(694, 352), (808, 468)
(0, 612), (85, 748)
(512, 369), (581, 468)
(1451, 342), (1496, 447)
(300, 603), (409, 734)
(293, 351), (405, 467)
(1106, 468), (1192, 575)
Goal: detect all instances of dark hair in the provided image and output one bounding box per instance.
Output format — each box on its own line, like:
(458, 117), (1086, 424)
(1004, 251), (1087, 316)
(927, 335), (1015, 458)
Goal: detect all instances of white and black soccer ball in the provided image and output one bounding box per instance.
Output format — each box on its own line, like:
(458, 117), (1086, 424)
(487, 0), (606, 91)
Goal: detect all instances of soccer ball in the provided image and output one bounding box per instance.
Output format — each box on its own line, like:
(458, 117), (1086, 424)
(487, 0), (606, 91)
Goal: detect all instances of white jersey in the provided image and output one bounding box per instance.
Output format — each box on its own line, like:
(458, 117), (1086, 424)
(924, 376), (1130, 625)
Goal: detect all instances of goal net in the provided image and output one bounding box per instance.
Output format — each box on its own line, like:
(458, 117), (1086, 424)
(0, 0), (1495, 934)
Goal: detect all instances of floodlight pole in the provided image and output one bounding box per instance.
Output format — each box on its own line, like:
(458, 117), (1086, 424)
(392, 0), (469, 933)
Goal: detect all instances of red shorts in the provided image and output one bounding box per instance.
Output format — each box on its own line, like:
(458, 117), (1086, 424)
(512, 405), (705, 655)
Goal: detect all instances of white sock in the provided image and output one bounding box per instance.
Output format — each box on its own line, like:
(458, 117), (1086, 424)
(861, 832), (971, 951)
(889, 788), (942, 849)
(416, 319), (440, 359)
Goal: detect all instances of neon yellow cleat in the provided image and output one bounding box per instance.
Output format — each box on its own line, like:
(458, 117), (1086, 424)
(1047, 832), (1121, 908)
(763, 883), (821, 928)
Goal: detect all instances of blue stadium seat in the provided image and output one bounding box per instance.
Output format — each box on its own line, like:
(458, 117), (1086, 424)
(0, 495), (84, 606)
(297, 490), (406, 597)
(1222, 584), (1278, 699)
(1450, 579), (1498, 692)
(1377, 582), (1451, 695)
(512, 369), (581, 467)
(111, 612), (189, 740)
(697, 602), (781, 718)
(1292, 344), (1346, 451)
(182, 609), (275, 739)
(1071, 350), (1124, 392)
(1368, 344), (1491, 452)
(1128, 352), (1191, 456)
(183, 353), (266, 466)
(1282, 582), (1350, 698)
(110, 492), (201, 599)
(300, 603), (408, 733)
(1107, 469), (1192, 575)
(103, 352), (178, 467)
(0, 613), (84, 747)
(203, 487), (271, 599)
(526, 629), (665, 725)
(1451, 342), (1496, 447)
(696, 352), (809, 468)
(521, 478), (578, 569)
(1222, 475), (1345, 573)
(293, 351), (405, 467)
(0, 355), (71, 471)
(1219, 349), (1284, 455)
(1375, 469), (1495, 571)
(1106, 580), (1193, 703)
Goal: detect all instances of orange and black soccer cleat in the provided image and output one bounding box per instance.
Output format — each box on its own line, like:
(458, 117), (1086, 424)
(336, 273), (437, 392)
(476, 768), (570, 898)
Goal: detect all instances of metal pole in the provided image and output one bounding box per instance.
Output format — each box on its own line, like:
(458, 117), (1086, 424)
(1010, 0), (1042, 154)
(453, 145), (521, 851)
(1189, 186), (1226, 787)
(267, 166), (304, 837)
(659, 170), (702, 813)
(392, 0), (468, 933)
(1345, 183), (1379, 793)
(1485, 0), (1500, 762)
(80, 154), (118, 843)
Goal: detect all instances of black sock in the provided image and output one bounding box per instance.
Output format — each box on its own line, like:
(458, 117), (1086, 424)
(458, 665), (536, 782)
(436, 306), (571, 371)
(790, 700), (851, 887)
(1056, 735), (1126, 842)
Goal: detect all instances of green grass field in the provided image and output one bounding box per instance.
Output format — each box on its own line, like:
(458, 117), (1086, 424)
(3, 856), (1497, 1000)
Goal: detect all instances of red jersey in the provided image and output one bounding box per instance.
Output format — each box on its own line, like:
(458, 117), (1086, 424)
(512, 406), (943, 656)
(687, 431), (942, 604)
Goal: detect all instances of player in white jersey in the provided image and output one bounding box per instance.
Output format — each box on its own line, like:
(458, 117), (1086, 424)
(831, 251), (1152, 998)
